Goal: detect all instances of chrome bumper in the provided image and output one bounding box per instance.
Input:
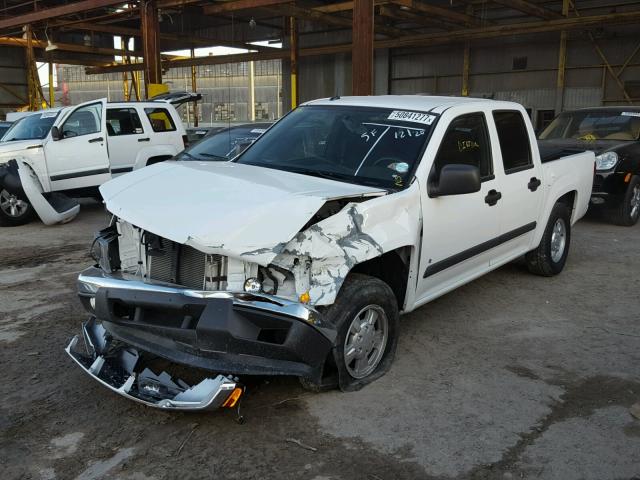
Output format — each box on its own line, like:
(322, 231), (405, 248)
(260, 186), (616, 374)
(77, 267), (333, 338)
(65, 318), (241, 411)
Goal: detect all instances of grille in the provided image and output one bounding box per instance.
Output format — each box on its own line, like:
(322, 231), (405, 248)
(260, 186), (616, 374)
(147, 237), (207, 289)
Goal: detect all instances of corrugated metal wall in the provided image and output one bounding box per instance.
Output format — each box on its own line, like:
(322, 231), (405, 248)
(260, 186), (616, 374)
(0, 47), (28, 119)
(58, 60), (283, 125)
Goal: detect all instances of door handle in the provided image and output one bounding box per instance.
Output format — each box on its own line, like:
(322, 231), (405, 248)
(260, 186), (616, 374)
(88, 137), (104, 143)
(138, 138), (150, 142)
(485, 189), (502, 206)
(528, 177), (542, 191)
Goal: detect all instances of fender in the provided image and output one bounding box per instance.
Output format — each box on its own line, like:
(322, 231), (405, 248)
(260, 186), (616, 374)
(7, 159), (80, 225)
(0, 160), (27, 198)
(132, 144), (180, 170)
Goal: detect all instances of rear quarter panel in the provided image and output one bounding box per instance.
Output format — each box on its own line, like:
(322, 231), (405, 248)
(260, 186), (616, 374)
(533, 151), (595, 247)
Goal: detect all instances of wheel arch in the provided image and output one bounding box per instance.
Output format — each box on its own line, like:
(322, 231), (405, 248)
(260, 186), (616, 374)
(349, 246), (413, 310)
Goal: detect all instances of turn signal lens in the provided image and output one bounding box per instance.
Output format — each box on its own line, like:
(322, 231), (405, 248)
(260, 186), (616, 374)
(299, 291), (311, 304)
(625, 173), (632, 183)
(222, 387), (243, 408)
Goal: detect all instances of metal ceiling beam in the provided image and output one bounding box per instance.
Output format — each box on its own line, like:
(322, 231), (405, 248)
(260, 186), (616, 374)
(0, 0), (127, 31)
(85, 9), (640, 74)
(203, 0), (293, 14)
(0, 36), (144, 57)
(51, 20), (269, 51)
(389, 0), (487, 26)
(490, 0), (561, 19)
(315, 0), (373, 13)
(266, 3), (403, 37)
(378, 4), (453, 30)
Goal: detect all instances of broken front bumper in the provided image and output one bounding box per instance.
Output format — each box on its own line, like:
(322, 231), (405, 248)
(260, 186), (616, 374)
(73, 267), (336, 384)
(66, 319), (242, 410)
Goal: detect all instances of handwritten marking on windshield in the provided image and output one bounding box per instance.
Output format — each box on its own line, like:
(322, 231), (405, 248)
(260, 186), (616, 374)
(354, 126), (391, 176)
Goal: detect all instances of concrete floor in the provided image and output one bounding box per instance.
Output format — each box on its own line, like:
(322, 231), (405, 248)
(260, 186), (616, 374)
(1, 201), (639, 480)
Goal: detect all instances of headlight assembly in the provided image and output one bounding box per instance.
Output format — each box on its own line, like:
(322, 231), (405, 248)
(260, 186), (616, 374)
(595, 151), (618, 171)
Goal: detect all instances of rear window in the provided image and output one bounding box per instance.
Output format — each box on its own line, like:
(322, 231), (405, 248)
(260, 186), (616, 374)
(107, 108), (144, 136)
(493, 110), (533, 173)
(144, 108), (176, 132)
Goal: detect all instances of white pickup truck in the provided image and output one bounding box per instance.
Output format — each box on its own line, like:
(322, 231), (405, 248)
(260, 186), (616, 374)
(67, 96), (594, 410)
(0, 98), (188, 226)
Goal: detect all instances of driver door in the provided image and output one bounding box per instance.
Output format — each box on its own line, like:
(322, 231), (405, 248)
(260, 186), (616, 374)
(415, 111), (503, 304)
(46, 99), (111, 191)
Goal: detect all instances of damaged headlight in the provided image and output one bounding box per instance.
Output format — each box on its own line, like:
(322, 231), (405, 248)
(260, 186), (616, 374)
(595, 151), (618, 171)
(91, 225), (121, 273)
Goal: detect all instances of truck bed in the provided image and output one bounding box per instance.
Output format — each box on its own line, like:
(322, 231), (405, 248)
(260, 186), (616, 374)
(537, 143), (589, 164)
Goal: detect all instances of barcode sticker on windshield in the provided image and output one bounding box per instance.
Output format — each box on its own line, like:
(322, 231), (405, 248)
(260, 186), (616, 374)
(621, 112), (640, 117)
(387, 110), (436, 125)
(40, 111), (58, 118)
(250, 128), (267, 134)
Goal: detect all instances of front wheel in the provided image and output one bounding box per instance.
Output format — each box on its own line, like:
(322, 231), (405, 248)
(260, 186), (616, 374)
(0, 189), (34, 226)
(525, 202), (572, 276)
(610, 175), (640, 226)
(302, 274), (399, 392)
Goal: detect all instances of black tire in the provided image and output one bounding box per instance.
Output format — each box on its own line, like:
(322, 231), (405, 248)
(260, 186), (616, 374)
(302, 273), (399, 392)
(609, 175), (640, 227)
(525, 202), (572, 277)
(0, 189), (35, 226)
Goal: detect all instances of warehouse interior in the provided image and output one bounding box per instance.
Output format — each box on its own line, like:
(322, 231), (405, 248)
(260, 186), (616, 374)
(0, 1), (639, 128)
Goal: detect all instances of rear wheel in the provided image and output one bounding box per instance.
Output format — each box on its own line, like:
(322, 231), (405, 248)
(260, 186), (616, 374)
(0, 189), (34, 226)
(525, 202), (572, 276)
(610, 176), (640, 226)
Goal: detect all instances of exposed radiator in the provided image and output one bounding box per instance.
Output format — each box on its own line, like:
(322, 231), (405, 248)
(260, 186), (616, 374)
(146, 235), (222, 290)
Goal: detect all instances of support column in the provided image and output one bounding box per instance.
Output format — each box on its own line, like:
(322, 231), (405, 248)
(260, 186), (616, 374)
(248, 61), (256, 121)
(352, 0), (374, 96)
(289, 16), (298, 109)
(141, 0), (161, 98)
(461, 42), (470, 97)
(121, 37), (130, 101)
(555, 0), (569, 113)
(48, 62), (55, 107)
(191, 48), (198, 126)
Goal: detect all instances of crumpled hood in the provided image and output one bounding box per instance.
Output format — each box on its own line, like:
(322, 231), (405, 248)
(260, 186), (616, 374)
(100, 161), (385, 263)
(0, 140), (43, 160)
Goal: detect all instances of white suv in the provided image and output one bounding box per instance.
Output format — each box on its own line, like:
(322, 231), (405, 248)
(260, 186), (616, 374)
(0, 97), (189, 226)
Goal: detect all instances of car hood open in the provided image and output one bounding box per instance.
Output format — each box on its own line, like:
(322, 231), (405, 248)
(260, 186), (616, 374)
(100, 161), (386, 264)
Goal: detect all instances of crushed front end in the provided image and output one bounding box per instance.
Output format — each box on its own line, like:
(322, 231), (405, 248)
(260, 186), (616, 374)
(67, 220), (338, 409)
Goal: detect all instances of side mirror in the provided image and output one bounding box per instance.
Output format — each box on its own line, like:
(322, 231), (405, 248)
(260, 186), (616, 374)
(50, 126), (61, 141)
(429, 164), (481, 197)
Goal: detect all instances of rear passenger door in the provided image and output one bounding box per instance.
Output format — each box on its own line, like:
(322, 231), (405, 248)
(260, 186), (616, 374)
(416, 111), (503, 302)
(489, 110), (543, 263)
(142, 106), (183, 156)
(106, 107), (146, 175)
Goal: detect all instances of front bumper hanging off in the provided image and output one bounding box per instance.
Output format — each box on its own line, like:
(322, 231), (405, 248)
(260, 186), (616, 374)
(66, 318), (243, 411)
(67, 266), (337, 410)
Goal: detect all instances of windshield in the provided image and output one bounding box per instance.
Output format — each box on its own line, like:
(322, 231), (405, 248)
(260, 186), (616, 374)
(2, 111), (60, 142)
(235, 105), (436, 189)
(177, 125), (270, 161)
(0, 125), (10, 140)
(539, 110), (640, 141)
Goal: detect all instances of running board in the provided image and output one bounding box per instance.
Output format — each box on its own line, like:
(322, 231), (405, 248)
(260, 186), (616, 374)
(16, 160), (80, 225)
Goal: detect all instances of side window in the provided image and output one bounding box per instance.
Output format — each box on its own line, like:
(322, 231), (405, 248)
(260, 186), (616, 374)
(432, 113), (493, 180)
(144, 108), (176, 133)
(106, 108), (144, 136)
(493, 110), (533, 173)
(62, 103), (101, 138)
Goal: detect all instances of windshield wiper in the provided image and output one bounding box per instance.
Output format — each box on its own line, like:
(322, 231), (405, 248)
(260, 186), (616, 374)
(198, 152), (228, 160)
